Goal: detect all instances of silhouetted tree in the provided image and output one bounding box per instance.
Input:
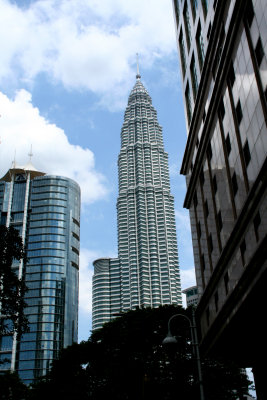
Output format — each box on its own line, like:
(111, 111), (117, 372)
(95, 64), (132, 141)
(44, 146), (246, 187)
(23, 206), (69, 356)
(30, 305), (252, 399)
(0, 225), (28, 337)
(0, 371), (29, 400)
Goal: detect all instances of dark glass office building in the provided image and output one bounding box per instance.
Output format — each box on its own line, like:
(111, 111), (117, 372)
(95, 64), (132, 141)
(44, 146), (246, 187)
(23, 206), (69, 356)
(0, 162), (80, 384)
(173, 0), (266, 397)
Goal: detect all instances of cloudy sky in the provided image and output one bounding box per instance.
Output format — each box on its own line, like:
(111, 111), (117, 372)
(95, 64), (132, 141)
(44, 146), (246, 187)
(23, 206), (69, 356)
(0, 0), (196, 341)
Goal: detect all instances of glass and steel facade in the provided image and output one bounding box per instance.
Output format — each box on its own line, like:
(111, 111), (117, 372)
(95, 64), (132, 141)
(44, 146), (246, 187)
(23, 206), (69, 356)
(173, 0), (267, 386)
(0, 163), (80, 384)
(92, 74), (182, 331)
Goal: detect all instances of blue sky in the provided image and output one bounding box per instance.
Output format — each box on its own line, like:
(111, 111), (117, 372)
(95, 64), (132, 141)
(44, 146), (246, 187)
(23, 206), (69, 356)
(0, 0), (196, 342)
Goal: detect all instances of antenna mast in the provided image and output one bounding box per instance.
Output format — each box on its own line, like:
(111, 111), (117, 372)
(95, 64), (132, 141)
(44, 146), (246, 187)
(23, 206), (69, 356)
(136, 53), (141, 79)
(28, 145), (33, 162)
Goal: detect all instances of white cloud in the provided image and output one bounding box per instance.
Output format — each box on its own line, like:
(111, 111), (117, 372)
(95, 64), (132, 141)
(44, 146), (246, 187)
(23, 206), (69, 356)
(78, 247), (116, 322)
(180, 267), (196, 308)
(78, 248), (99, 314)
(180, 268), (196, 290)
(78, 247), (102, 340)
(0, 0), (177, 110)
(169, 162), (180, 178)
(175, 208), (192, 233)
(0, 89), (107, 204)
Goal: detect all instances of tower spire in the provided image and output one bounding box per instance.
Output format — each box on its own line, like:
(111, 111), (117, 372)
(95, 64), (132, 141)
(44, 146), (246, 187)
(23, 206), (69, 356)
(28, 145), (33, 162)
(136, 53), (141, 79)
(12, 149), (16, 168)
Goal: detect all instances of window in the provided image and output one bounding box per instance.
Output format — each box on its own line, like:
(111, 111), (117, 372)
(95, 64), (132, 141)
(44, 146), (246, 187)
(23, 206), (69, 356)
(72, 217), (80, 227)
(205, 200), (209, 217)
(212, 28), (225, 77)
(207, 142), (212, 161)
(201, 0), (208, 18)
(224, 271), (229, 294)
(207, 22), (211, 40)
(245, 0), (254, 28)
(185, 83), (193, 123)
(253, 211), (261, 242)
(208, 233), (213, 252)
(190, 54), (199, 99)
(179, 31), (186, 76)
(196, 23), (205, 69)
(217, 210), (223, 231)
(191, 0), (198, 21)
(193, 192), (198, 207)
(219, 99), (225, 120)
(228, 61), (236, 87)
(240, 239), (246, 266)
(212, 175), (217, 194)
(183, 2), (192, 49)
(231, 172), (238, 196)
(225, 133), (231, 156)
(72, 232), (80, 240)
(174, 0), (180, 26)
(197, 221), (202, 237)
(201, 254), (206, 270)
(235, 100), (243, 125)
(200, 169), (205, 186)
(255, 37), (264, 67)
(243, 140), (251, 167)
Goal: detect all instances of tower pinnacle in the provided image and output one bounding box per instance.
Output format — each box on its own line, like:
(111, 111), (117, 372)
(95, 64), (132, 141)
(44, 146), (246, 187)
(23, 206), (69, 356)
(28, 144), (33, 162)
(136, 53), (141, 79)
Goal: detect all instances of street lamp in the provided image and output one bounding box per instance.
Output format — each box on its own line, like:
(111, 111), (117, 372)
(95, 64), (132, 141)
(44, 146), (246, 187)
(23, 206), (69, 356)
(163, 310), (205, 400)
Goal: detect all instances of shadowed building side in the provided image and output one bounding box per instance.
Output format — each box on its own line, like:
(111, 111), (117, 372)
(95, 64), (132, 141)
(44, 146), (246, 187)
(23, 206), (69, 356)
(173, 0), (267, 397)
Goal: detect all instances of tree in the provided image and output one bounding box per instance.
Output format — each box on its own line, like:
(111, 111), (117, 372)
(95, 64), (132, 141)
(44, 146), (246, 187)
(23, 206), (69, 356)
(0, 225), (28, 337)
(30, 305), (252, 400)
(0, 371), (29, 400)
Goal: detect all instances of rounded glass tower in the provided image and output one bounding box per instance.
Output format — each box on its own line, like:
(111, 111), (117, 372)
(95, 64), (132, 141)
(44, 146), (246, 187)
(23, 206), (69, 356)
(0, 164), (80, 384)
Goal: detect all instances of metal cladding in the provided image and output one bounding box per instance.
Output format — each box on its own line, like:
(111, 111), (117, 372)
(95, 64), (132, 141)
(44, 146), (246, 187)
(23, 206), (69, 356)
(0, 164), (80, 384)
(92, 75), (182, 331)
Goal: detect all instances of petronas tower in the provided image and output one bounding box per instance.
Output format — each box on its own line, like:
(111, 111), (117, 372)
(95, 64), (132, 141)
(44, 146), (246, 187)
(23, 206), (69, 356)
(92, 70), (182, 330)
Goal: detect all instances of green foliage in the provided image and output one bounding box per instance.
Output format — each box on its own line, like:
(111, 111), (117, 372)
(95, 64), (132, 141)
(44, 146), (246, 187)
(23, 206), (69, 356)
(30, 305), (252, 400)
(0, 225), (28, 337)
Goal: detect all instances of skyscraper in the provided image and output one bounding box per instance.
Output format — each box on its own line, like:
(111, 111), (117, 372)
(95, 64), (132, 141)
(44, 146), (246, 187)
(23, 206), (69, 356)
(0, 162), (80, 384)
(173, 0), (266, 396)
(92, 70), (182, 331)
(182, 286), (198, 308)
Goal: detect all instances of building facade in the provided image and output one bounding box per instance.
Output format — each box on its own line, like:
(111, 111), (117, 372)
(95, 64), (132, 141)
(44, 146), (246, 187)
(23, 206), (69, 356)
(173, 0), (267, 397)
(92, 73), (182, 331)
(182, 285), (199, 307)
(0, 163), (80, 384)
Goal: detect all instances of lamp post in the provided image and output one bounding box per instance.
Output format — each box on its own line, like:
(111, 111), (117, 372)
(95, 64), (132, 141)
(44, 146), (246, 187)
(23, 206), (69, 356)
(163, 310), (205, 400)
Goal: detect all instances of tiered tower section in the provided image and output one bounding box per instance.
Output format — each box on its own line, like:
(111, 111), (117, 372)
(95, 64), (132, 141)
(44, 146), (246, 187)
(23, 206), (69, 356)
(117, 76), (181, 310)
(92, 74), (182, 331)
